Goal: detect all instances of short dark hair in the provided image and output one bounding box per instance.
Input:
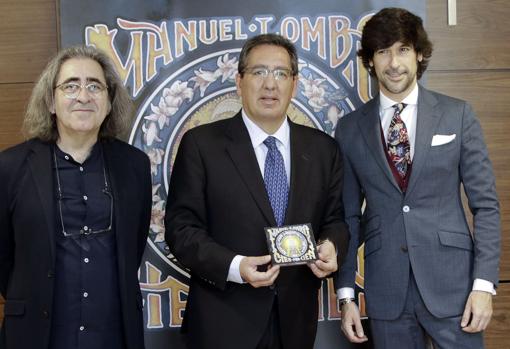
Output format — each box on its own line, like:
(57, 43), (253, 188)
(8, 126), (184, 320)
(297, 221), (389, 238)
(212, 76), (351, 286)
(238, 33), (298, 77)
(358, 7), (433, 79)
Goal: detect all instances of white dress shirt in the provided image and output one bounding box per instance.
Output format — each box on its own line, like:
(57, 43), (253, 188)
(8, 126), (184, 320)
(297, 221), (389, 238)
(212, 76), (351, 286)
(227, 110), (291, 283)
(337, 83), (494, 300)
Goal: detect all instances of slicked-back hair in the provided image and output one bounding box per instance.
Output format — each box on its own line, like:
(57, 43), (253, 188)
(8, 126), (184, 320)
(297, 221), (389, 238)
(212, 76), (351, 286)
(238, 33), (298, 77)
(358, 7), (433, 79)
(23, 45), (132, 141)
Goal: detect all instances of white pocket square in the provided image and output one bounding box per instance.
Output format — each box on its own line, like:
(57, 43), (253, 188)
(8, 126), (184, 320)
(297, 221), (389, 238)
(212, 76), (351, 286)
(431, 134), (456, 146)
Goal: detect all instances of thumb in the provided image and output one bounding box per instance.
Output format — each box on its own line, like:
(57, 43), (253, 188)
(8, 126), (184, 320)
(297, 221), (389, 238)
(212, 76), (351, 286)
(250, 255), (272, 266)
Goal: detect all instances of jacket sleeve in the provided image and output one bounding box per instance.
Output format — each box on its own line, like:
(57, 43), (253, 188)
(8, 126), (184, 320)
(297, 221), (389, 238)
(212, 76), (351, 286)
(333, 121), (364, 290)
(0, 153), (14, 297)
(459, 102), (500, 286)
(164, 131), (236, 290)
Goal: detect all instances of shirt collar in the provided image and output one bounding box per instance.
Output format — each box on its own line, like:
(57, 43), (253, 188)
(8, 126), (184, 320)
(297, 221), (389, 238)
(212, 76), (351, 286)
(379, 83), (419, 113)
(241, 109), (290, 149)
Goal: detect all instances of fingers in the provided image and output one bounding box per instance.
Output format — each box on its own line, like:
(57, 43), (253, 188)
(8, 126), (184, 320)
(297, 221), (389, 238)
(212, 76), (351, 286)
(308, 261), (333, 278)
(310, 240), (337, 278)
(461, 291), (493, 333)
(240, 255), (280, 288)
(340, 303), (368, 343)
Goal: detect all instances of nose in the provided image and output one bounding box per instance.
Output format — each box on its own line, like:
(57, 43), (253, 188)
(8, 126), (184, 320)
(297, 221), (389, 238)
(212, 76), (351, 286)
(262, 73), (277, 90)
(75, 86), (92, 102)
(389, 52), (400, 69)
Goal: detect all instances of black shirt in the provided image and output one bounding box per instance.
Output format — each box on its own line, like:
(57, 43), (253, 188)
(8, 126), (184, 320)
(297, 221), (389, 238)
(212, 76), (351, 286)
(49, 143), (125, 349)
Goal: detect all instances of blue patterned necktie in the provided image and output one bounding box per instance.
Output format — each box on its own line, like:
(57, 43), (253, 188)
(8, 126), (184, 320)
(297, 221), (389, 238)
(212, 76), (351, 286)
(263, 136), (289, 226)
(387, 103), (411, 178)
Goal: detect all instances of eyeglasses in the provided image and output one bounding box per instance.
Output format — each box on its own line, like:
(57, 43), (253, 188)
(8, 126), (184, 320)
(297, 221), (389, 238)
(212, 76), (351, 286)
(55, 81), (108, 99)
(243, 67), (294, 81)
(53, 147), (113, 237)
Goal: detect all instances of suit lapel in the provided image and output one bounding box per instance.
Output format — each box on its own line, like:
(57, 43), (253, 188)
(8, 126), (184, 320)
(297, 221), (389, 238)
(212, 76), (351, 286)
(358, 97), (401, 191)
(225, 113), (276, 226)
(284, 121), (310, 225)
(28, 140), (56, 264)
(406, 86), (441, 196)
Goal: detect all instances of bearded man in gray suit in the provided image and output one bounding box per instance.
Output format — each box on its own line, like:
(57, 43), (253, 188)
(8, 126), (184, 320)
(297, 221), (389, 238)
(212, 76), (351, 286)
(334, 7), (500, 349)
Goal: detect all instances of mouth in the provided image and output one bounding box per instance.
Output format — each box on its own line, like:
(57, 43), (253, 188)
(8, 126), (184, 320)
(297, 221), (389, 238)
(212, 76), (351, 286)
(386, 70), (407, 81)
(259, 96), (279, 106)
(72, 108), (95, 112)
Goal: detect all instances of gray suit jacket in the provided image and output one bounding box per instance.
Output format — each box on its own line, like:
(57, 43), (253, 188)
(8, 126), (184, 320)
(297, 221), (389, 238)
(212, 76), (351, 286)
(334, 85), (500, 320)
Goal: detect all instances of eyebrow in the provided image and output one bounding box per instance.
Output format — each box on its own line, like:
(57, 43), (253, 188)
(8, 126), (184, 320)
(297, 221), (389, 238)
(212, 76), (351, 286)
(247, 65), (291, 70)
(57, 77), (106, 85)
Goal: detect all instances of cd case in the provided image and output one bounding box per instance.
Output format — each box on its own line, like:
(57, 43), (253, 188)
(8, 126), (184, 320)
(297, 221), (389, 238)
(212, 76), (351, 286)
(265, 223), (318, 266)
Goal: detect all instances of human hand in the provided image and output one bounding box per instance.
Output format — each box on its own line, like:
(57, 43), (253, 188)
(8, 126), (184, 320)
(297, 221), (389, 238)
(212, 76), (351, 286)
(239, 255), (280, 288)
(461, 290), (493, 333)
(308, 240), (337, 278)
(341, 302), (368, 343)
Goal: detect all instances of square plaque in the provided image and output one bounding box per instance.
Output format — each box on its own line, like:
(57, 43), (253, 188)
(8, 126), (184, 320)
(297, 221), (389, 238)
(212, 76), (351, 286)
(265, 223), (318, 266)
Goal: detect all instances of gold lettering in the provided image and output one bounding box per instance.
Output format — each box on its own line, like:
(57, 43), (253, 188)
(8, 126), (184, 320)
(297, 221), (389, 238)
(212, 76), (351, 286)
(140, 262), (189, 327)
(85, 23), (144, 97)
(255, 16), (274, 34)
(301, 17), (326, 60)
(174, 20), (198, 57)
(328, 16), (355, 69)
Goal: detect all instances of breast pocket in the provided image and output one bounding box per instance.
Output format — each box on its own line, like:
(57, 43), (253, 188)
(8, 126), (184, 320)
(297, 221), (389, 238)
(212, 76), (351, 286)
(4, 299), (25, 316)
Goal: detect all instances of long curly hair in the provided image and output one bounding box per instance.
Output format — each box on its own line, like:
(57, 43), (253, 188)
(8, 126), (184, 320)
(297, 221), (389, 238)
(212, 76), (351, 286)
(23, 45), (132, 141)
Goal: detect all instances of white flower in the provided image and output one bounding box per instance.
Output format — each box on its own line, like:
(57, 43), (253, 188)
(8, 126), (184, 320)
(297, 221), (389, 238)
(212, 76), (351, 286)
(191, 68), (220, 97)
(216, 53), (238, 83)
(147, 149), (165, 176)
(162, 80), (194, 112)
(300, 74), (328, 112)
(151, 200), (166, 242)
(152, 184), (162, 203)
(327, 104), (345, 130)
(142, 121), (162, 146)
(144, 81), (194, 130)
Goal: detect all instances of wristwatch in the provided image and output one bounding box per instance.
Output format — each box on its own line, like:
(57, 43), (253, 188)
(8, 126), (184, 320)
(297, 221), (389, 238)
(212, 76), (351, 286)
(339, 297), (355, 306)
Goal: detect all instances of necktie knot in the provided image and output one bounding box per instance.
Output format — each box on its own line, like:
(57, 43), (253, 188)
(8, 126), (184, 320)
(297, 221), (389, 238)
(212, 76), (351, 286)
(393, 103), (407, 114)
(264, 136), (278, 151)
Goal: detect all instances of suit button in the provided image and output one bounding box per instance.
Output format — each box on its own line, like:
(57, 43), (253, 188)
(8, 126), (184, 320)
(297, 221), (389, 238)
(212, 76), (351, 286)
(47, 270), (54, 278)
(400, 245), (408, 253)
(402, 205), (410, 213)
(43, 310), (49, 318)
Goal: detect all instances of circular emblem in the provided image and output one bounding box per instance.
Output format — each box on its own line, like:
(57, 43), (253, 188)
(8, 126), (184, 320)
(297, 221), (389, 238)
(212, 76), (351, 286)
(275, 229), (308, 258)
(129, 48), (355, 276)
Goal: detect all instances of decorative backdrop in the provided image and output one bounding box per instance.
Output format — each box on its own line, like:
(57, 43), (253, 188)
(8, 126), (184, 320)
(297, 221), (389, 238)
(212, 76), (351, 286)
(59, 1), (425, 347)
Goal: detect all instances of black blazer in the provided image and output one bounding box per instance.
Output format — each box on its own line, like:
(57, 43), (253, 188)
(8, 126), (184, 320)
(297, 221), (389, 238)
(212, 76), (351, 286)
(0, 138), (152, 349)
(165, 113), (349, 349)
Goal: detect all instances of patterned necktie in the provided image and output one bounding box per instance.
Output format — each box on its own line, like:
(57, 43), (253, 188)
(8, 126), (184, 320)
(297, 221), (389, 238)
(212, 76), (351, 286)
(263, 136), (289, 226)
(387, 103), (411, 178)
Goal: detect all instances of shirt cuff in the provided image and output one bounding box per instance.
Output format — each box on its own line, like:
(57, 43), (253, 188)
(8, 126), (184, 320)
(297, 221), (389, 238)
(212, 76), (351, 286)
(227, 255), (245, 284)
(472, 278), (496, 295)
(336, 287), (355, 300)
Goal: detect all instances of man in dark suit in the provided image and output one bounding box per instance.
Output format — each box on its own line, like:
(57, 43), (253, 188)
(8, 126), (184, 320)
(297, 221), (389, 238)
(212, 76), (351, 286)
(334, 8), (500, 349)
(0, 46), (151, 349)
(165, 34), (349, 349)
